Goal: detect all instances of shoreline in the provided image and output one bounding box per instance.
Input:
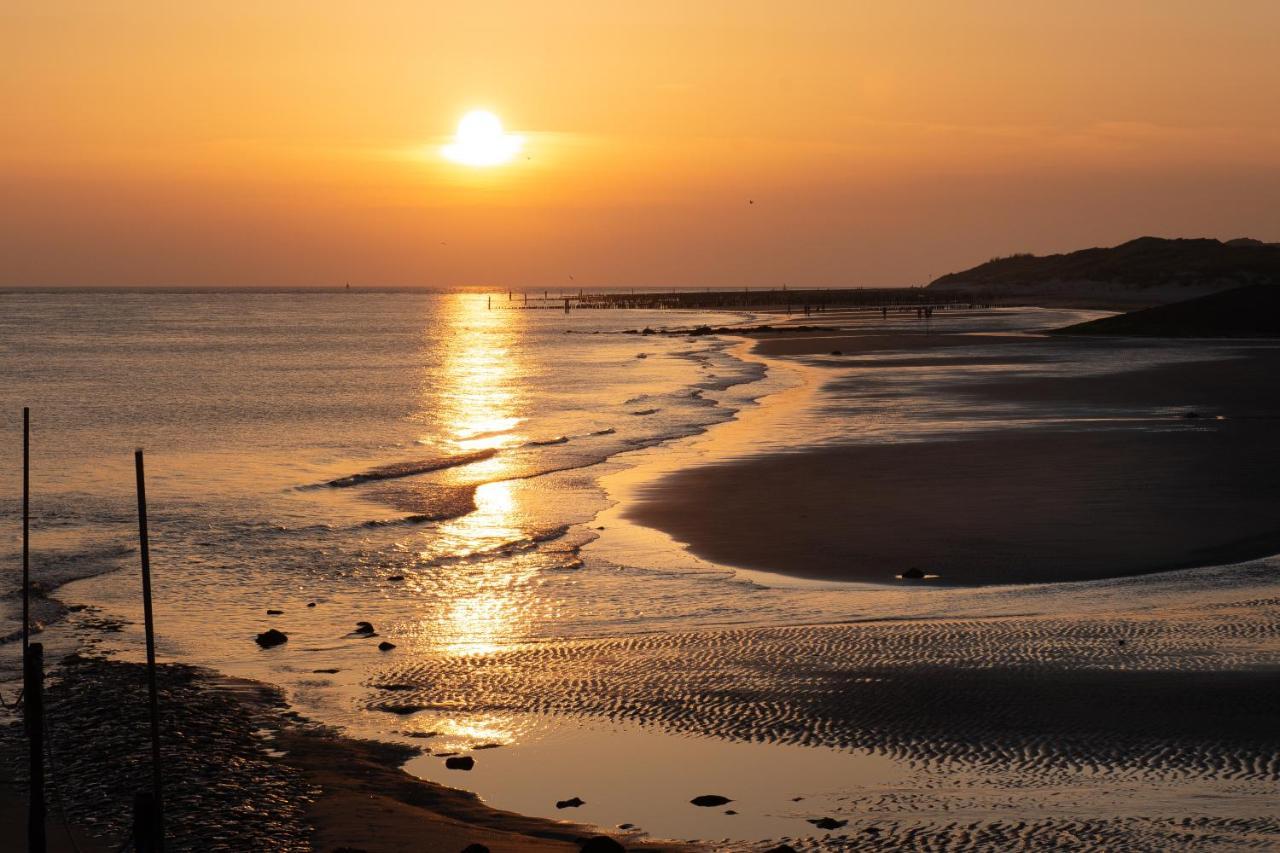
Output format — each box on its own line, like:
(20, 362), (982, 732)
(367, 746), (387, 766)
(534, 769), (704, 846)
(0, 653), (696, 852)
(6, 305), (1280, 850)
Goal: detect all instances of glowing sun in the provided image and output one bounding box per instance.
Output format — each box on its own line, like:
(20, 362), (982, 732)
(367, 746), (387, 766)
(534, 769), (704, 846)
(442, 110), (524, 167)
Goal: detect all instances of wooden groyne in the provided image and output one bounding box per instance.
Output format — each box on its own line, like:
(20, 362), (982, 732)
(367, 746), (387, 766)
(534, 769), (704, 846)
(494, 287), (980, 311)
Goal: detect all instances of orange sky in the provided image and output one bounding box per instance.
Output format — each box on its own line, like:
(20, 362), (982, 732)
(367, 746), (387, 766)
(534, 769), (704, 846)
(3, 1), (1279, 287)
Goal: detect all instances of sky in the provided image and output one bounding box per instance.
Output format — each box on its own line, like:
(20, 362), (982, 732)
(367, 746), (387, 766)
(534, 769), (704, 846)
(3, 1), (1280, 288)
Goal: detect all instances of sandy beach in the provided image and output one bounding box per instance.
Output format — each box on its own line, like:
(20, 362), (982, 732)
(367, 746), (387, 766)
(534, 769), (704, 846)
(630, 329), (1280, 585)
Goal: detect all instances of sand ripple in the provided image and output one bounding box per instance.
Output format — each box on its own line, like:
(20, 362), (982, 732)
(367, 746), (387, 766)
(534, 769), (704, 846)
(369, 597), (1279, 784)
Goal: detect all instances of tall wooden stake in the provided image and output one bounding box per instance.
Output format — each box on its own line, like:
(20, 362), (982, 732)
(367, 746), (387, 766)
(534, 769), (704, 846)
(134, 449), (165, 851)
(22, 408), (30, 661)
(25, 641), (45, 853)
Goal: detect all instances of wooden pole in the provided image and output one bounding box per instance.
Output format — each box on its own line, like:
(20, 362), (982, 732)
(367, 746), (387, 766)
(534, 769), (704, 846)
(134, 449), (165, 851)
(22, 408), (29, 661)
(25, 641), (45, 853)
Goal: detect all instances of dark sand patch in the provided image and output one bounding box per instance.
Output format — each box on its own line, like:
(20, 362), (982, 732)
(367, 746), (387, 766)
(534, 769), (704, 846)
(966, 341), (1280, 415)
(751, 332), (1035, 358)
(630, 340), (1280, 585)
(627, 424), (1280, 585)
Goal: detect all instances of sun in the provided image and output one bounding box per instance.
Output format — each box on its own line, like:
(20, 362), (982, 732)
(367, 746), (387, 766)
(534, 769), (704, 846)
(442, 110), (524, 167)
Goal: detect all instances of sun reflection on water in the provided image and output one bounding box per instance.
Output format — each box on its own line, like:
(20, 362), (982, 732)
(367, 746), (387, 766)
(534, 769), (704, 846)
(429, 480), (538, 656)
(415, 295), (539, 658)
(430, 293), (527, 451)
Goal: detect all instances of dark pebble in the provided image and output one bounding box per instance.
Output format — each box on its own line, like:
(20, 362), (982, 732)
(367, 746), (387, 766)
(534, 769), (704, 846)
(255, 629), (288, 648)
(378, 641), (396, 651)
(690, 794), (732, 807)
(445, 756), (475, 770)
(557, 797), (585, 809)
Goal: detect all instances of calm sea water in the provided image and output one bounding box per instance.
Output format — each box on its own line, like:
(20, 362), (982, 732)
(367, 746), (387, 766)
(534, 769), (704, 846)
(0, 289), (770, 661)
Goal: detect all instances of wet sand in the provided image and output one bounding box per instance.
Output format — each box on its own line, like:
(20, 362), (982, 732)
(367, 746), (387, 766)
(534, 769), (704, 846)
(0, 655), (691, 852)
(630, 333), (1280, 585)
(370, 583), (1280, 849)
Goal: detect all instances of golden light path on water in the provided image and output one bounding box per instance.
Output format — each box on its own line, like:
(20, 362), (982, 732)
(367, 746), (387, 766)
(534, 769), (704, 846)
(399, 295), (539, 744)
(431, 293), (526, 451)
(418, 294), (536, 673)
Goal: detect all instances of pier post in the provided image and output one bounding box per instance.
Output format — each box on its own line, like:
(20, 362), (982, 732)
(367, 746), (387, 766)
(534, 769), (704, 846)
(134, 449), (166, 851)
(22, 408), (29, 662)
(25, 642), (45, 853)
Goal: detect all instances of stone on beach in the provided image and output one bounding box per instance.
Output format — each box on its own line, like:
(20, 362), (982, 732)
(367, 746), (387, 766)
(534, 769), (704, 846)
(266, 608), (283, 615)
(764, 846), (799, 853)
(900, 567), (926, 579)
(690, 794), (732, 807)
(808, 817), (848, 830)
(445, 755), (475, 770)
(378, 641), (396, 651)
(557, 796), (585, 809)
(461, 845), (490, 853)
(255, 628), (288, 648)
(354, 621), (375, 634)
(579, 838), (626, 853)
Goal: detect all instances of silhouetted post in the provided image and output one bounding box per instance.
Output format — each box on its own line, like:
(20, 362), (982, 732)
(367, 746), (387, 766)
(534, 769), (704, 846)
(134, 449), (165, 851)
(133, 791), (160, 853)
(25, 641), (45, 853)
(22, 408), (30, 661)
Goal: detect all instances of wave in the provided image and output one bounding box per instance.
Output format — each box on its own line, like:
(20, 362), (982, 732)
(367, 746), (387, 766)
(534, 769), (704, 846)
(320, 448), (499, 488)
(408, 525), (577, 570)
(525, 436), (570, 447)
(360, 513), (448, 528)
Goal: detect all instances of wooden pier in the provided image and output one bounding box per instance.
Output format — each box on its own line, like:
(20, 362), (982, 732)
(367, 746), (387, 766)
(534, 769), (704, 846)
(496, 287), (980, 311)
